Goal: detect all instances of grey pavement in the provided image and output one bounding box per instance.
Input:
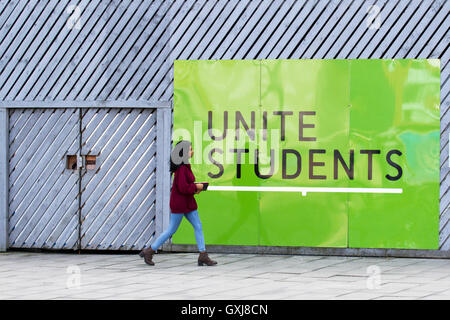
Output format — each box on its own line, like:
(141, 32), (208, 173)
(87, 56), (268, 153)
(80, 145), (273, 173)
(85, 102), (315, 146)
(1, 251), (450, 300)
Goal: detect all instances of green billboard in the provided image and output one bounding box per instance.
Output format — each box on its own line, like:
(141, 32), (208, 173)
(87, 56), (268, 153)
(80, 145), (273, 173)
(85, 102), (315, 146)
(172, 59), (440, 250)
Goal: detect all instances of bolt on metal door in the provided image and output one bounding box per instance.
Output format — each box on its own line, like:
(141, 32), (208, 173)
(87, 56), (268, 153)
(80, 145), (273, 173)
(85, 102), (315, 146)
(79, 108), (158, 250)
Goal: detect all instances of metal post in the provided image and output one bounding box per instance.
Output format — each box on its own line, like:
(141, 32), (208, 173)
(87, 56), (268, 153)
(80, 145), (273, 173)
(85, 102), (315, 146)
(0, 107), (9, 251)
(156, 106), (172, 251)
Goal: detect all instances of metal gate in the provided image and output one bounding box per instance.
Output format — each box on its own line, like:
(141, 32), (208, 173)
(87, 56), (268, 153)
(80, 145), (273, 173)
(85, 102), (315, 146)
(8, 106), (161, 250)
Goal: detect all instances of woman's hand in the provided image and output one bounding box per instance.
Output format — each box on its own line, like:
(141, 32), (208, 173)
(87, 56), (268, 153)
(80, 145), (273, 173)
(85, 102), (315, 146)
(195, 183), (203, 194)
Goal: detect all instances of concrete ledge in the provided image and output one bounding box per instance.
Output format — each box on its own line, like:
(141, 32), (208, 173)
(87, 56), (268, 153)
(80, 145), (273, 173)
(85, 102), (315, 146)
(168, 244), (450, 259)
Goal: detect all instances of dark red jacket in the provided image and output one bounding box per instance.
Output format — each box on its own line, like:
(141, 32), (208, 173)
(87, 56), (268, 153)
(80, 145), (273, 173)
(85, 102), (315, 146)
(170, 163), (198, 213)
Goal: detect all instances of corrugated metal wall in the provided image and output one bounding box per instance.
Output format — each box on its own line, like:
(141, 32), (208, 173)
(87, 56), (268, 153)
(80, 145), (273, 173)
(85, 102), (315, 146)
(0, 0), (448, 253)
(0, 0), (171, 101)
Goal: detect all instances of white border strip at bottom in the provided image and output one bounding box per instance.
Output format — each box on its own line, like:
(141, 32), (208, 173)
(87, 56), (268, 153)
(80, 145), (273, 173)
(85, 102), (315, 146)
(208, 186), (403, 196)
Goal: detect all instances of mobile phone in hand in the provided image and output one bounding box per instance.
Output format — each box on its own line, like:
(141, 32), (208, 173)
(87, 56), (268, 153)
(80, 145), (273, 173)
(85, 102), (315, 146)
(195, 182), (209, 191)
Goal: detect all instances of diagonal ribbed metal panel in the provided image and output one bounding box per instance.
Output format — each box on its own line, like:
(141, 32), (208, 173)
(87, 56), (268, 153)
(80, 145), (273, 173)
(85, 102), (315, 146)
(8, 108), (80, 249)
(0, 0), (172, 101)
(0, 0), (448, 252)
(80, 108), (157, 250)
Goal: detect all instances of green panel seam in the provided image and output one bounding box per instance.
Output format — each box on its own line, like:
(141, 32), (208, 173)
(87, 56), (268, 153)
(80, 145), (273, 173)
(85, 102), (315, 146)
(258, 59), (262, 247)
(347, 60), (351, 249)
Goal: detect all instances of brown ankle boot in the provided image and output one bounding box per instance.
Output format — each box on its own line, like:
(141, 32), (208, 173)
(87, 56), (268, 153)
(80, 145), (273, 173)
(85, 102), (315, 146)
(198, 251), (217, 266)
(139, 247), (156, 266)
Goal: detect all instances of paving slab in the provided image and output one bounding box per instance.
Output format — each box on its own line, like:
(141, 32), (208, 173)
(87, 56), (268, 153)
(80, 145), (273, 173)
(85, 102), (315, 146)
(1, 251), (449, 300)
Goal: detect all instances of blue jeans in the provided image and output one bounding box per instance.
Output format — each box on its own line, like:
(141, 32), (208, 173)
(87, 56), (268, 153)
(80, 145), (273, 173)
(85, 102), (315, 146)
(150, 209), (206, 252)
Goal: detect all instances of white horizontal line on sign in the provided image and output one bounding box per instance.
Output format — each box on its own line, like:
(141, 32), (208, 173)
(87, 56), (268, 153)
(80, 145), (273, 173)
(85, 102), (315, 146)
(207, 186), (403, 196)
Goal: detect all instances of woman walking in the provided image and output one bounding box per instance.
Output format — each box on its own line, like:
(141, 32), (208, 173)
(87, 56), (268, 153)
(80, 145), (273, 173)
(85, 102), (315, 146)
(139, 140), (217, 266)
